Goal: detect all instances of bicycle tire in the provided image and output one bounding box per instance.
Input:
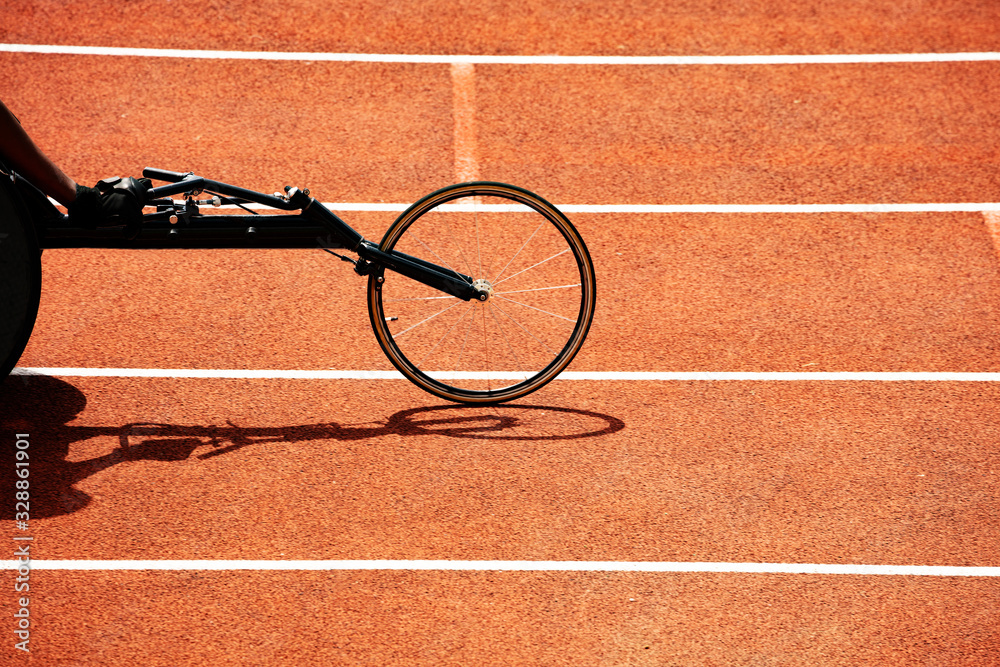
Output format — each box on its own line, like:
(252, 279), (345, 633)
(0, 173), (41, 380)
(368, 182), (596, 404)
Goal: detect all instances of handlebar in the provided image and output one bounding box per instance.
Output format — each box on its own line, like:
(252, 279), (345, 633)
(142, 167), (191, 183)
(140, 168), (311, 213)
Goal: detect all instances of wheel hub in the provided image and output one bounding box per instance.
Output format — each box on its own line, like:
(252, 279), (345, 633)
(472, 278), (494, 302)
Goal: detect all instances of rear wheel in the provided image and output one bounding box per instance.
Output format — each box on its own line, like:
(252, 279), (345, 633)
(368, 182), (596, 404)
(0, 174), (41, 380)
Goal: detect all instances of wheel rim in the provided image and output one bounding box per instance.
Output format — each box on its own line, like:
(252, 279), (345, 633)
(369, 183), (595, 403)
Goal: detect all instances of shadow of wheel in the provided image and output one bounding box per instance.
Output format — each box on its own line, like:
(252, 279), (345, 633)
(0, 170), (41, 380)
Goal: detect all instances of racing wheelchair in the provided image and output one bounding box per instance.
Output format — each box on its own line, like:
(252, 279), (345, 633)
(0, 167), (595, 404)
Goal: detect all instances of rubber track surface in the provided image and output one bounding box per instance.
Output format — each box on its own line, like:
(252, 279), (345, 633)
(1, 1), (999, 664)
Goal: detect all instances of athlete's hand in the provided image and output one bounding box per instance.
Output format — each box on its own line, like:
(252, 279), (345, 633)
(68, 176), (151, 236)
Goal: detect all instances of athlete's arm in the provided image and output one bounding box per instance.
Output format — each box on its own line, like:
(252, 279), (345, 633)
(0, 99), (77, 206)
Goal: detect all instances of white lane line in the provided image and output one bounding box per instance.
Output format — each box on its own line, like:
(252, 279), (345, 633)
(451, 62), (479, 182)
(11, 368), (1000, 381)
(12, 368), (409, 379)
(2, 43), (999, 65)
(218, 202), (1000, 213)
(984, 212), (1000, 262)
(553, 203), (1000, 214)
(564, 372), (1000, 381)
(84, 195), (1000, 215)
(1, 560), (997, 576)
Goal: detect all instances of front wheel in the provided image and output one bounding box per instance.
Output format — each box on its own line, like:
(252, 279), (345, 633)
(368, 182), (596, 404)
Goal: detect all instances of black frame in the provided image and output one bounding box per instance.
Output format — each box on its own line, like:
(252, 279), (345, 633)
(41, 168), (483, 302)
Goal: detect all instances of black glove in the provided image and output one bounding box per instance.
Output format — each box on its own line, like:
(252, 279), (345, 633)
(68, 177), (151, 237)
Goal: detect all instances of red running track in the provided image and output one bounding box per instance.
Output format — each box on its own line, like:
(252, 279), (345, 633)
(2, 0), (1000, 664)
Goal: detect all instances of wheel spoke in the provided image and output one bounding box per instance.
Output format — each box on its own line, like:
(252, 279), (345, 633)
(491, 219), (545, 284)
(490, 300), (561, 358)
(495, 283), (581, 296)
(403, 227), (471, 285)
(475, 208), (483, 278)
(492, 294), (577, 323)
(393, 297), (464, 338)
(384, 294), (453, 302)
(482, 205), (512, 282)
(454, 303), (477, 372)
(442, 210), (477, 279)
(494, 248), (570, 287)
(488, 304), (523, 374)
(416, 302), (476, 368)
(480, 302), (491, 391)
